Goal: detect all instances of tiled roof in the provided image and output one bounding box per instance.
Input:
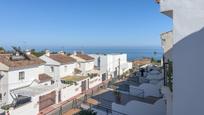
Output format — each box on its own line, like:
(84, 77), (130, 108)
(49, 54), (76, 64)
(75, 54), (94, 61)
(0, 54), (45, 69)
(39, 74), (52, 83)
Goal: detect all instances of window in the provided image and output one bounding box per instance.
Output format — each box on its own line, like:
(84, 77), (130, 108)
(19, 71), (25, 80)
(64, 66), (67, 72)
(51, 67), (54, 72)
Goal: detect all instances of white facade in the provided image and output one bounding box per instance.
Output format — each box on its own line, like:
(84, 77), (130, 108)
(89, 53), (132, 78)
(60, 83), (81, 102)
(79, 61), (95, 75)
(161, 31), (173, 62)
(0, 65), (46, 105)
(159, 0), (204, 115)
(70, 54), (95, 75)
(40, 55), (77, 81)
(112, 99), (166, 115)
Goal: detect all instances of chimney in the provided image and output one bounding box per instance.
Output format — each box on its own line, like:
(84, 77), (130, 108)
(25, 49), (31, 55)
(58, 51), (64, 55)
(73, 51), (77, 55)
(45, 50), (50, 56)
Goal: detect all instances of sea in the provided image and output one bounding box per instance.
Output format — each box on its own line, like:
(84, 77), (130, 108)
(35, 46), (163, 61)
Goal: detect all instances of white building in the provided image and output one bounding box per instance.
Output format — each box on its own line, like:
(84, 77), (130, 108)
(89, 53), (132, 80)
(70, 53), (96, 75)
(0, 51), (55, 115)
(157, 0), (204, 115)
(161, 31), (173, 62)
(40, 51), (77, 85)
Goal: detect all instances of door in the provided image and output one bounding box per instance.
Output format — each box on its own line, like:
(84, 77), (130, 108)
(102, 73), (106, 81)
(39, 91), (56, 111)
(81, 80), (87, 92)
(58, 90), (61, 103)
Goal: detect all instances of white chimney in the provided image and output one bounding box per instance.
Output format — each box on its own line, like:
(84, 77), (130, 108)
(45, 50), (50, 56)
(73, 51), (77, 55)
(58, 51), (64, 55)
(25, 49), (31, 55)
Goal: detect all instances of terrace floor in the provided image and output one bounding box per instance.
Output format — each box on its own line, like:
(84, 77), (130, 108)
(92, 90), (160, 108)
(62, 75), (89, 82)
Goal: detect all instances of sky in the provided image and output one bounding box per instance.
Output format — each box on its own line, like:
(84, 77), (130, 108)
(0, 0), (171, 49)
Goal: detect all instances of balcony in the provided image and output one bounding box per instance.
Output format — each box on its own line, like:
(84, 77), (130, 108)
(157, 0), (174, 18)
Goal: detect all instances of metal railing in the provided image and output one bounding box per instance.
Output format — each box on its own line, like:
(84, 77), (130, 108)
(93, 104), (127, 115)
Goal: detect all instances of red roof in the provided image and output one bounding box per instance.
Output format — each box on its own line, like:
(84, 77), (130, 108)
(0, 54), (45, 69)
(75, 54), (94, 61)
(49, 54), (76, 64)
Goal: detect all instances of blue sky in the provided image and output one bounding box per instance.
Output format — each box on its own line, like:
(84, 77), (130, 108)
(0, 0), (171, 49)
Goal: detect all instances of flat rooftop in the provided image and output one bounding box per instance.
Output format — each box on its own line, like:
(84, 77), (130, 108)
(92, 90), (160, 109)
(13, 85), (57, 97)
(62, 75), (89, 82)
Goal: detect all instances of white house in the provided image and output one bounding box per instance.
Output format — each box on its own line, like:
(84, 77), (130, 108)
(89, 53), (132, 80)
(40, 51), (77, 86)
(70, 53), (102, 89)
(157, 0), (204, 115)
(70, 53), (95, 75)
(0, 50), (55, 115)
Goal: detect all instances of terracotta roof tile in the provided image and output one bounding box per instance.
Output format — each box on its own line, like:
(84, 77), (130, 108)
(39, 74), (52, 83)
(75, 54), (94, 61)
(0, 54), (45, 69)
(49, 54), (76, 64)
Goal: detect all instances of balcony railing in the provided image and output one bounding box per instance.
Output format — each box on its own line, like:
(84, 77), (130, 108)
(13, 96), (31, 108)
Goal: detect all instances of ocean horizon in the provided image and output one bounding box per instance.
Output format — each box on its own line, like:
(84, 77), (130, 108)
(34, 46), (163, 61)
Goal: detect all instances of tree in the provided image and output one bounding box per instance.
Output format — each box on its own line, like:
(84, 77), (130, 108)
(31, 49), (44, 57)
(167, 60), (173, 92)
(78, 109), (97, 115)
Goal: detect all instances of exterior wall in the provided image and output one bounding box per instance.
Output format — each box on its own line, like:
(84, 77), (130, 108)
(89, 54), (108, 74)
(7, 67), (40, 103)
(112, 99), (166, 115)
(9, 97), (39, 115)
(160, 1), (204, 115)
(90, 53), (131, 77)
(161, 31), (173, 62)
(60, 83), (81, 102)
(8, 90), (57, 115)
(59, 63), (76, 78)
(89, 76), (102, 89)
(80, 61), (94, 74)
(129, 83), (161, 98)
(0, 72), (8, 107)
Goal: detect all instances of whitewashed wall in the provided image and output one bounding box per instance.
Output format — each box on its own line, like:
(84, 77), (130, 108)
(160, 1), (204, 115)
(9, 97), (39, 115)
(112, 99), (166, 115)
(59, 63), (76, 78)
(89, 76), (101, 89)
(7, 67), (40, 103)
(129, 84), (161, 98)
(80, 61), (94, 74)
(60, 83), (81, 102)
(0, 72), (8, 107)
